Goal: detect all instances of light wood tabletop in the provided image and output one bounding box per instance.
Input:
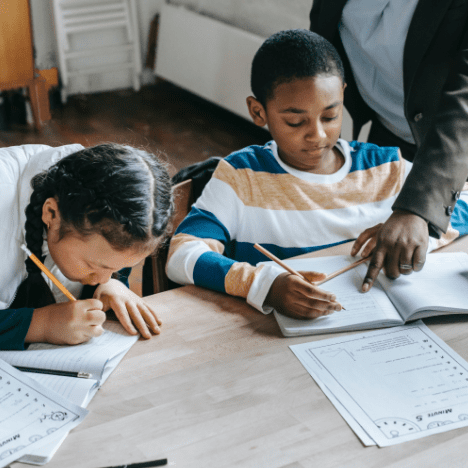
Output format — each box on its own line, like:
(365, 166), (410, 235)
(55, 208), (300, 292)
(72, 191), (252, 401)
(13, 236), (468, 468)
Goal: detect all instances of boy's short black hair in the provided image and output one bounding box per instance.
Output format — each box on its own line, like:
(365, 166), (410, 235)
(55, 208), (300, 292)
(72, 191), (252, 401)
(251, 29), (345, 106)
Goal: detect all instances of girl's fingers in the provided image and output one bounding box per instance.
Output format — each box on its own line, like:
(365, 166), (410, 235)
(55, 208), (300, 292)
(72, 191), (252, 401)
(138, 304), (160, 334)
(143, 301), (162, 326)
(111, 299), (138, 335)
(127, 303), (152, 339)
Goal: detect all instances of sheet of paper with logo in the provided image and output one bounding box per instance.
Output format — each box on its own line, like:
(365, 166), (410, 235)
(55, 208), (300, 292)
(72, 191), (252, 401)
(0, 360), (87, 468)
(290, 321), (468, 446)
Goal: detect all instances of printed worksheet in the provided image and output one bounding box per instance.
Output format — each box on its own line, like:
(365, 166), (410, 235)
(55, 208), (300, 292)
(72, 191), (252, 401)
(291, 322), (468, 446)
(0, 360), (87, 467)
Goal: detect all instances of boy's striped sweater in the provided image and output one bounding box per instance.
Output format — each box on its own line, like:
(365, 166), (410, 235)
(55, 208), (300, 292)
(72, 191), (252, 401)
(167, 139), (468, 313)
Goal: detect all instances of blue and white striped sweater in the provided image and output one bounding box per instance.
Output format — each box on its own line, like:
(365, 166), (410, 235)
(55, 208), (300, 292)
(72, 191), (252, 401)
(167, 139), (468, 312)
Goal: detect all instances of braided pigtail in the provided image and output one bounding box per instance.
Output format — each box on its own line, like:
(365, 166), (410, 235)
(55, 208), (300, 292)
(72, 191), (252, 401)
(14, 170), (58, 308)
(13, 143), (173, 310)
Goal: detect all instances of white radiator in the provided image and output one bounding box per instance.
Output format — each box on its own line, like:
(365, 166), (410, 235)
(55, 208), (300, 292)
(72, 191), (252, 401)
(154, 3), (265, 121)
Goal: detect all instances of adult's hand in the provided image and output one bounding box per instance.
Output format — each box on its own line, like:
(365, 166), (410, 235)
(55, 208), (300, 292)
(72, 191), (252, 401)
(352, 210), (429, 292)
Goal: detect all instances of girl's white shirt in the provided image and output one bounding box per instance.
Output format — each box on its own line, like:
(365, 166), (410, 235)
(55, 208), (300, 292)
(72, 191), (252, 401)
(0, 144), (84, 309)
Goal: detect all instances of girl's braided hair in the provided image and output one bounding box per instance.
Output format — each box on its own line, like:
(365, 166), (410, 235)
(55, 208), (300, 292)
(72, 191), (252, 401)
(16, 143), (174, 308)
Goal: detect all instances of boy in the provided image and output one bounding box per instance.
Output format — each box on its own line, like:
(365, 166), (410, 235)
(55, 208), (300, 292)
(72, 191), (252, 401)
(166, 29), (468, 320)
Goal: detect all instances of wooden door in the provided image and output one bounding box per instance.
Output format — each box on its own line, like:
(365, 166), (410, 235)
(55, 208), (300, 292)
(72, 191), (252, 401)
(0, 0), (35, 89)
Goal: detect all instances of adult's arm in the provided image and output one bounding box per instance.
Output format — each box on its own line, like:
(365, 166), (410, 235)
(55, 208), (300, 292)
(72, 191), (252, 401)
(362, 23), (468, 286)
(394, 31), (468, 234)
(0, 308), (34, 350)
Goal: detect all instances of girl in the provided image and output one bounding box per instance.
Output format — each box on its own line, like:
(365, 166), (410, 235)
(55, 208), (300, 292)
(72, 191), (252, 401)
(1, 143), (173, 350)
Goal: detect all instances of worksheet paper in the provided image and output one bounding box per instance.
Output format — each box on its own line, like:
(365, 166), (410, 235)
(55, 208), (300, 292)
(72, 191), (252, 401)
(3, 322), (139, 465)
(0, 361), (87, 468)
(291, 322), (468, 446)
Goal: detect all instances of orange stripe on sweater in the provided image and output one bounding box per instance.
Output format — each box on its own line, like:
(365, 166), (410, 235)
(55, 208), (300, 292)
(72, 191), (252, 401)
(214, 159), (406, 211)
(225, 263), (264, 298)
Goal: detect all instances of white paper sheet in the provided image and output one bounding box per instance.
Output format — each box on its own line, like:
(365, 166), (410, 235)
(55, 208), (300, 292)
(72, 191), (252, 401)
(291, 322), (468, 446)
(0, 360), (87, 468)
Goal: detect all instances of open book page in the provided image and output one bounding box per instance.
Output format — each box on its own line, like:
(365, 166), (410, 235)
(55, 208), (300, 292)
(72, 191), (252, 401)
(271, 256), (404, 336)
(0, 321), (139, 382)
(377, 252), (468, 322)
(0, 360), (88, 468)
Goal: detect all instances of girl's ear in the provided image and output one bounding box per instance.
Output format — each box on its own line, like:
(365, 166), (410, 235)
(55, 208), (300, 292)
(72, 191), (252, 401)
(42, 197), (62, 232)
(246, 96), (268, 128)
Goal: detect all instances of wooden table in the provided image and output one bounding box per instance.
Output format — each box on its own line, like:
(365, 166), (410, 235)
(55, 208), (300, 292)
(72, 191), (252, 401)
(14, 237), (468, 468)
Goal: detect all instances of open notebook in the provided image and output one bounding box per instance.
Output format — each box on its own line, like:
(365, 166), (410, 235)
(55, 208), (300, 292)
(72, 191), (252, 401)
(270, 252), (468, 337)
(0, 321), (139, 464)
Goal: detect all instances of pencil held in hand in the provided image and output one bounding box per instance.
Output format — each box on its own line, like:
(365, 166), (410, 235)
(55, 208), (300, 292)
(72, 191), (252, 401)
(21, 244), (77, 301)
(253, 243), (325, 283)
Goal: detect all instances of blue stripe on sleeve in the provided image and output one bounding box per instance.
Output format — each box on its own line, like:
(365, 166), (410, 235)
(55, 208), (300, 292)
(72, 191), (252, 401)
(193, 251), (235, 293)
(225, 143), (287, 174)
(348, 141), (400, 173)
(175, 207), (231, 244)
(451, 199), (468, 236)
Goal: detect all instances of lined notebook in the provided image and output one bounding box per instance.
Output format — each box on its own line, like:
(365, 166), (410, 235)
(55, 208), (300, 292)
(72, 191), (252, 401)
(270, 252), (468, 337)
(0, 321), (139, 464)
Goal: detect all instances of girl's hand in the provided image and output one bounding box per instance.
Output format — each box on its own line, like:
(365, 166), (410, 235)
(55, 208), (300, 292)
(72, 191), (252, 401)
(265, 271), (343, 320)
(351, 223), (383, 258)
(93, 279), (161, 339)
(26, 299), (106, 345)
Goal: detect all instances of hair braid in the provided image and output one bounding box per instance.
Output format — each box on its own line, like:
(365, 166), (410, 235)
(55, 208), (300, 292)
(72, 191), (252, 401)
(13, 143), (174, 310)
(14, 171), (58, 308)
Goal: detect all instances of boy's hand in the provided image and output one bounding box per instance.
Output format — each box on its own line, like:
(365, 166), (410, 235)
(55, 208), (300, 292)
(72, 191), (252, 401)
(265, 271), (343, 319)
(94, 279), (161, 339)
(26, 299), (106, 345)
(354, 210), (429, 292)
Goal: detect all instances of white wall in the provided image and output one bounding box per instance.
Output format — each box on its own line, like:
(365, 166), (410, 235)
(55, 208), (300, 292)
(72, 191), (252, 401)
(29, 0), (359, 140)
(30, 0), (312, 71)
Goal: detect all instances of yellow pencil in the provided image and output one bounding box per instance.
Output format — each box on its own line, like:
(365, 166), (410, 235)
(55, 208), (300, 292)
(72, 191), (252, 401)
(21, 244), (77, 301)
(254, 243), (353, 311)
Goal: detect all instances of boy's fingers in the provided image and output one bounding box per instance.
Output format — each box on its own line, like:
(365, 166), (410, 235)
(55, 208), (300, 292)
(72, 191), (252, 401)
(300, 271), (327, 283)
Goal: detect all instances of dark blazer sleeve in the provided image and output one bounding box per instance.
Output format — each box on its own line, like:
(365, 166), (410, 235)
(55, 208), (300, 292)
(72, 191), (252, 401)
(394, 28), (468, 234)
(0, 308), (34, 350)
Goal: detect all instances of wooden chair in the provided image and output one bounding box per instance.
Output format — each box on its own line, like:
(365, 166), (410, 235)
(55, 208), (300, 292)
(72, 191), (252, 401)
(142, 179), (193, 296)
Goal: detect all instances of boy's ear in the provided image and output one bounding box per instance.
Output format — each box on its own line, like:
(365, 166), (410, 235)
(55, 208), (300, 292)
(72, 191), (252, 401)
(246, 96), (268, 127)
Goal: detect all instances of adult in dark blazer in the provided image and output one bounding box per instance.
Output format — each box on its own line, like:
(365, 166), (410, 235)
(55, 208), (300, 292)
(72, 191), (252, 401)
(310, 0), (468, 289)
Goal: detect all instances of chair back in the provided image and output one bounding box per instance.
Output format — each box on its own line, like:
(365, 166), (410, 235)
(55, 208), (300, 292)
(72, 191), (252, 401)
(143, 179), (193, 295)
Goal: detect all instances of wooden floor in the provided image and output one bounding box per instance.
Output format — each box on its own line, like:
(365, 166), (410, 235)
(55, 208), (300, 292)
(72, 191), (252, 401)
(3, 82), (270, 294)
